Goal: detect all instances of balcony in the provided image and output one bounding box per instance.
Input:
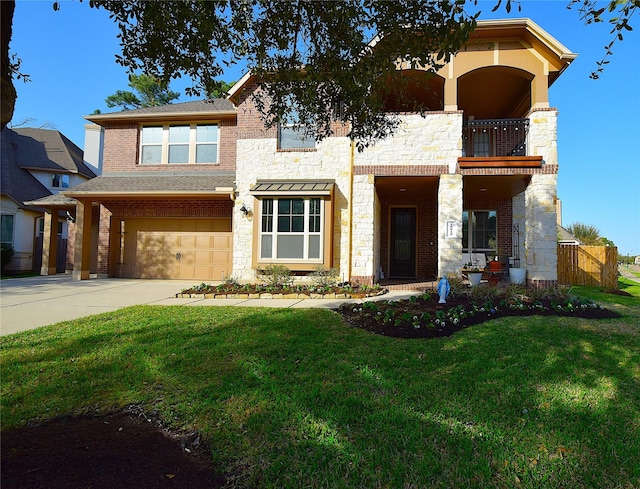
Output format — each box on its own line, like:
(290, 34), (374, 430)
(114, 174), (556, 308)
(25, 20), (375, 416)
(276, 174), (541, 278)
(460, 118), (542, 169)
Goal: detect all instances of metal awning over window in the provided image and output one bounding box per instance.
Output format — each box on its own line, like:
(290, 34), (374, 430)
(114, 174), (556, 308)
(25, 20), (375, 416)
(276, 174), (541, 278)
(250, 180), (335, 196)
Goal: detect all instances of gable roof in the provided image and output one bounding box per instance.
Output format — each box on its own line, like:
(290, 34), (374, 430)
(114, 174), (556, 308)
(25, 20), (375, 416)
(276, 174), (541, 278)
(1, 128), (94, 208)
(4, 128), (96, 178)
(85, 99), (236, 125)
(557, 224), (582, 244)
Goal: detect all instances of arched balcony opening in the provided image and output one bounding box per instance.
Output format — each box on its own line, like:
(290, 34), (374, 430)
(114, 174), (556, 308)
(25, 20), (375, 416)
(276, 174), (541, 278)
(458, 66), (535, 158)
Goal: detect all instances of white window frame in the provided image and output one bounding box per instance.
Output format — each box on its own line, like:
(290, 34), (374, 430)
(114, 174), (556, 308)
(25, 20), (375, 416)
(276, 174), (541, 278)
(52, 173), (70, 189)
(139, 123), (220, 165)
(259, 197), (323, 262)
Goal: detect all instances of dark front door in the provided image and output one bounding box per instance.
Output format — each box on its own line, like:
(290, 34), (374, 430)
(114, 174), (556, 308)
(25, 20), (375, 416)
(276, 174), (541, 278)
(390, 208), (416, 278)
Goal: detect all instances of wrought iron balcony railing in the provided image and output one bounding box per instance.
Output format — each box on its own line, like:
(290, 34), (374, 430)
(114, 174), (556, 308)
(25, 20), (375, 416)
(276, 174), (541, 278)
(462, 118), (529, 158)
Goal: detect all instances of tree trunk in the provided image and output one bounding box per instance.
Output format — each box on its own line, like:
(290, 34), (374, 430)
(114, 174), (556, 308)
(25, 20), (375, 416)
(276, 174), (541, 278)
(1, 0), (16, 130)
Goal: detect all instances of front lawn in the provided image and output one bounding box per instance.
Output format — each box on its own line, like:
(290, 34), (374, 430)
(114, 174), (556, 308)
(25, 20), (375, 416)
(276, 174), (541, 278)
(1, 284), (639, 488)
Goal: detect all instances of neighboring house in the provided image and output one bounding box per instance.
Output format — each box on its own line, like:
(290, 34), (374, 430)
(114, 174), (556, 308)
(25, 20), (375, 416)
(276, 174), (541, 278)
(0, 128), (96, 274)
(37, 18), (575, 287)
(557, 224), (581, 245)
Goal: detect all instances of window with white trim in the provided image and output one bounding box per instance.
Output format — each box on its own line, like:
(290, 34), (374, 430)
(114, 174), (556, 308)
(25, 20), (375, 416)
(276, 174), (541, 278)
(52, 173), (70, 188)
(259, 197), (323, 260)
(140, 124), (219, 165)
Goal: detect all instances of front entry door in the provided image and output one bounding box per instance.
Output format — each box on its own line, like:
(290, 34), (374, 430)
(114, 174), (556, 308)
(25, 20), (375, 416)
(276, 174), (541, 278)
(390, 208), (416, 278)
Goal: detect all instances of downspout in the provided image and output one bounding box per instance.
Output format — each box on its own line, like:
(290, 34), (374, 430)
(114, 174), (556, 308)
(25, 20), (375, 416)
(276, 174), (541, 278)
(348, 139), (354, 282)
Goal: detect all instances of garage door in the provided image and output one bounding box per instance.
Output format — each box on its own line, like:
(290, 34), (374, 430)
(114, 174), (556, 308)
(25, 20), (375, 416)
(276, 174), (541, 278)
(121, 219), (232, 280)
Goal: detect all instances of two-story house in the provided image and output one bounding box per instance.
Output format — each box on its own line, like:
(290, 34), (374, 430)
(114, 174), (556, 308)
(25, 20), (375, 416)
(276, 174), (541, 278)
(43, 18), (575, 287)
(1, 128), (96, 274)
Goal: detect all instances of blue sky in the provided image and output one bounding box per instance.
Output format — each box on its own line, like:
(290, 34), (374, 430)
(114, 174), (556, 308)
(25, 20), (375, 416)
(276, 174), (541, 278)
(9, 0), (640, 255)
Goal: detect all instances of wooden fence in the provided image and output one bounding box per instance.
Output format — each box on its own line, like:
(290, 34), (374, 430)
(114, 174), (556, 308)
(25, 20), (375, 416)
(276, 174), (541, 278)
(557, 245), (618, 288)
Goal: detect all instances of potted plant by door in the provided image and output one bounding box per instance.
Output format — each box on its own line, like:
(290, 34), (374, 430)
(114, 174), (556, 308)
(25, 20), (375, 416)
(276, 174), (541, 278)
(463, 263), (483, 287)
(509, 266), (526, 284)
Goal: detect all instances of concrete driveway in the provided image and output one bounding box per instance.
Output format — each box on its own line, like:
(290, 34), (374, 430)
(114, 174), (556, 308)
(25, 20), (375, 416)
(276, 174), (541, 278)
(1, 275), (418, 336)
(0, 275), (200, 336)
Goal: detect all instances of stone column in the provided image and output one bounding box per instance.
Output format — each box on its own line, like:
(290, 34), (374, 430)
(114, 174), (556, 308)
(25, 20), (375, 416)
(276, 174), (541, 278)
(72, 199), (93, 280)
(437, 174), (463, 277)
(524, 174), (558, 287)
(528, 109), (558, 165)
(40, 210), (58, 276)
(351, 174), (376, 284)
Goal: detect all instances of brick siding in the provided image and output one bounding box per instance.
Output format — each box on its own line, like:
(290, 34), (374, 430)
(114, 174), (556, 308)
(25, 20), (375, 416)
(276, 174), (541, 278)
(102, 120), (237, 173)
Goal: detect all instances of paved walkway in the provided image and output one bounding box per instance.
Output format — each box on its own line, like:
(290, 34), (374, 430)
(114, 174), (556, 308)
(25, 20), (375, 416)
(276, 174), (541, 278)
(0, 275), (420, 336)
(619, 264), (640, 284)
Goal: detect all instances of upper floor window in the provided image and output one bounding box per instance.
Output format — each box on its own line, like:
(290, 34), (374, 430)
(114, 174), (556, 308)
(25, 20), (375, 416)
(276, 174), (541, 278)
(278, 125), (315, 150)
(140, 124), (219, 165)
(52, 174), (70, 188)
(277, 102), (315, 150)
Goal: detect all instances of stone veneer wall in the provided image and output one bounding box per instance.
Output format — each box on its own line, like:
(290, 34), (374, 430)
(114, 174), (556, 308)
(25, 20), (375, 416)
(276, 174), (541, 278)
(232, 108), (559, 285)
(437, 174), (463, 277)
(524, 173), (558, 286)
(351, 174), (377, 282)
(528, 109), (558, 165)
(523, 110), (558, 285)
(354, 113), (463, 172)
(233, 137), (352, 281)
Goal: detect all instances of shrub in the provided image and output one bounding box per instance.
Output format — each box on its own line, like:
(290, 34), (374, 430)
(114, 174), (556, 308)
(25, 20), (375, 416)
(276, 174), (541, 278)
(309, 264), (339, 287)
(469, 284), (501, 304)
(445, 274), (466, 299)
(1, 243), (15, 271)
(258, 264), (292, 287)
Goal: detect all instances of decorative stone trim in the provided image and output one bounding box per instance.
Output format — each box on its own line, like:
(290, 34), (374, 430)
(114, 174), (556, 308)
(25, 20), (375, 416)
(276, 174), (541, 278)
(176, 290), (388, 299)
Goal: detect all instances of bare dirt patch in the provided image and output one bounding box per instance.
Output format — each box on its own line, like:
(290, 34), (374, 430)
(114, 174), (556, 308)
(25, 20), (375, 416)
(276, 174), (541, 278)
(2, 409), (226, 489)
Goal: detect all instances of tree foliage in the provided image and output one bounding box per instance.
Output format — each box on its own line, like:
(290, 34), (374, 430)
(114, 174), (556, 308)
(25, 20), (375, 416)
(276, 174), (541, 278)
(104, 73), (180, 110)
(88, 0), (480, 149)
(567, 0), (640, 79)
(567, 222), (615, 246)
(1, 0), (637, 135)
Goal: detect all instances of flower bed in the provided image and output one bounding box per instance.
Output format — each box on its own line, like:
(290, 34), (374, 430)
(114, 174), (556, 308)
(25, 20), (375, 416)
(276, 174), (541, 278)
(337, 286), (620, 339)
(177, 282), (388, 299)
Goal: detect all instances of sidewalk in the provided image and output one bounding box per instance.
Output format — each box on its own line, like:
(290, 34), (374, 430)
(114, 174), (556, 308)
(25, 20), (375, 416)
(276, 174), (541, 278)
(0, 275), (420, 336)
(619, 264), (640, 284)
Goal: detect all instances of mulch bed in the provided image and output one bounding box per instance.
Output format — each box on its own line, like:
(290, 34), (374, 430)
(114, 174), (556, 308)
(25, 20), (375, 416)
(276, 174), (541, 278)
(337, 293), (621, 339)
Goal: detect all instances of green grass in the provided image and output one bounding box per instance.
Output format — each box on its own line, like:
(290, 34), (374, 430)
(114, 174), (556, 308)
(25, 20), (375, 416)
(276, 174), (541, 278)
(2, 284), (639, 488)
